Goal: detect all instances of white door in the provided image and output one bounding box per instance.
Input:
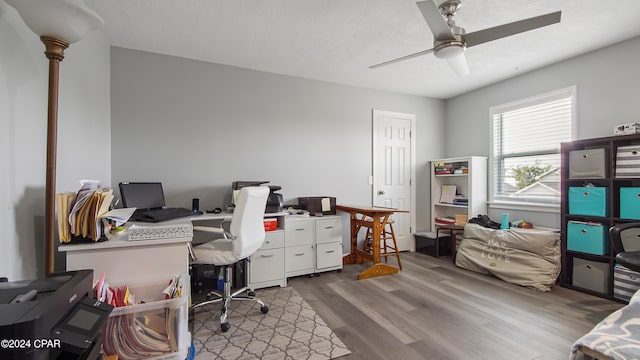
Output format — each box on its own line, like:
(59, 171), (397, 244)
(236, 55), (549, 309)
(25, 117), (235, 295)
(372, 110), (415, 252)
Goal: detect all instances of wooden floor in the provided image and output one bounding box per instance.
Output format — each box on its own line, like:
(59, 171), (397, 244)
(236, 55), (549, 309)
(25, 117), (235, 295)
(287, 252), (622, 360)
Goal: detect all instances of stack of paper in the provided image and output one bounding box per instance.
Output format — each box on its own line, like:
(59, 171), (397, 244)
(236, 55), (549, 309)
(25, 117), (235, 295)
(56, 192), (75, 243)
(440, 185), (456, 204)
(56, 180), (115, 242)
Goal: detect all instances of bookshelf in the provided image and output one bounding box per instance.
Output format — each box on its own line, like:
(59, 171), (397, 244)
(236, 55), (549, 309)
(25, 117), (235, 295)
(430, 156), (487, 231)
(559, 133), (640, 301)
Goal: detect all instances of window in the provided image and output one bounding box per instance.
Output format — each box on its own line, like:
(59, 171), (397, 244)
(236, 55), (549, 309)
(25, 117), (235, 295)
(490, 87), (575, 207)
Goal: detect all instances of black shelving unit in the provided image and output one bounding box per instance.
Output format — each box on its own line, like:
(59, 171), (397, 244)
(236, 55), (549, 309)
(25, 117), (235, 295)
(560, 133), (640, 301)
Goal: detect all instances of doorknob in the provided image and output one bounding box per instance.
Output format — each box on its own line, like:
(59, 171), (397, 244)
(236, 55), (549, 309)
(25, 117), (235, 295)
(378, 190), (385, 195)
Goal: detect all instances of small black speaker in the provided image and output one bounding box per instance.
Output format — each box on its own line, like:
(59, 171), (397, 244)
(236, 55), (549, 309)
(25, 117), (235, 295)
(192, 198), (200, 213)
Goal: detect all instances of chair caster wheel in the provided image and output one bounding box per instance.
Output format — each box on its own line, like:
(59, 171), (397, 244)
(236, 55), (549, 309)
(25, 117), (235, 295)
(221, 322), (230, 332)
(247, 290), (255, 297)
(260, 305), (269, 314)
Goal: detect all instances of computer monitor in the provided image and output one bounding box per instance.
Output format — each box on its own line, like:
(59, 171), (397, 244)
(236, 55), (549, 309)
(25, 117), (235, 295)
(118, 182), (165, 210)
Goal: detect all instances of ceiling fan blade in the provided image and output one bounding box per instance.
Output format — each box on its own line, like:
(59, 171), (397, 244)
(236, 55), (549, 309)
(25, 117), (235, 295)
(416, 0), (455, 40)
(369, 48), (434, 69)
(446, 52), (470, 76)
(465, 11), (561, 48)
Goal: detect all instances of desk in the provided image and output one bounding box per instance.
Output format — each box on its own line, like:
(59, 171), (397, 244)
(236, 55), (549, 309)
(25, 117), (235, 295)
(337, 205), (408, 280)
(59, 212), (293, 290)
(59, 236), (191, 285)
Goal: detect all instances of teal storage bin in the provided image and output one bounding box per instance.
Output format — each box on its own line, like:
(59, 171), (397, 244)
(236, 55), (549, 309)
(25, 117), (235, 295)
(620, 187), (640, 220)
(567, 221), (608, 255)
(568, 187), (609, 217)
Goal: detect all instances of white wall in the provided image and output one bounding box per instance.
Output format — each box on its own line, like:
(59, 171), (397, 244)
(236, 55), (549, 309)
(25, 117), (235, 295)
(110, 47), (445, 233)
(0, 2), (111, 280)
(444, 35), (640, 228)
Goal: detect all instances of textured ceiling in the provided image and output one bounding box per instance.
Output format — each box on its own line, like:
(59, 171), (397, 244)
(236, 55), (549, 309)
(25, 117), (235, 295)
(84, 0), (640, 99)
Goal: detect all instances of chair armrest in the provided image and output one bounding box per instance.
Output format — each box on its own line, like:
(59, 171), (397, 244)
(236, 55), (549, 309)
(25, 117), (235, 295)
(193, 226), (225, 234)
(193, 225), (233, 239)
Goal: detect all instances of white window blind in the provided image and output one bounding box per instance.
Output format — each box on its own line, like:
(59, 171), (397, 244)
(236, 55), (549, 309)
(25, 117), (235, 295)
(491, 88), (574, 205)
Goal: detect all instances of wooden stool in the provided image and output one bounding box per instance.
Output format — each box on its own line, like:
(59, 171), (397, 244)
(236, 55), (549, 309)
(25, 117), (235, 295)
(362, 219), (402, 270)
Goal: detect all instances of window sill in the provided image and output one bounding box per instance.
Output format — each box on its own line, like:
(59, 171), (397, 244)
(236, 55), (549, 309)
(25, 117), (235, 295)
(487, 201), (560, 214)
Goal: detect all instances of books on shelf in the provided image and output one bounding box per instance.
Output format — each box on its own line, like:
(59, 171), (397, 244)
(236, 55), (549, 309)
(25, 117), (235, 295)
(434, 162), (469, 175)
(435, 216), (456, 225)
(452, 196), (468, 206)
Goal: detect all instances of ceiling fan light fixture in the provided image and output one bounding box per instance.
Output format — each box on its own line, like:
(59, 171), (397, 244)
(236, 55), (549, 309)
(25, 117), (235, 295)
(445, 51), (470, 76)
(433, 41), (465, 59)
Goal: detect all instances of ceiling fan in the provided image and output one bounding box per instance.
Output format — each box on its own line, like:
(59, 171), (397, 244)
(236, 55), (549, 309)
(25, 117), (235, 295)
(370, 0), (561, 76)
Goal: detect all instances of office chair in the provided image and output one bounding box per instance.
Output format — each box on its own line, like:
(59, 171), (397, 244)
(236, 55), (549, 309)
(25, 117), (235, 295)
(610, 222), (640, 272)
(189, 186), (270, 332)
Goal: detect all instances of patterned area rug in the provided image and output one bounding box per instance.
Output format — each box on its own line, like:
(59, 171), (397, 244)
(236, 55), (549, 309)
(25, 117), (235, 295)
(192, 287), (351, 359)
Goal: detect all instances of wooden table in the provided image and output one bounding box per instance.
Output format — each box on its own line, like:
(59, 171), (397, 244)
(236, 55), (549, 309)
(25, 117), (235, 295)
(337, 204), (409, 280)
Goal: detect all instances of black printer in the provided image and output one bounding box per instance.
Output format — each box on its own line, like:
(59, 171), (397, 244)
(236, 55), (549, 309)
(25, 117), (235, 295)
(0, 270), (113, 360)
(232, 181), (283, 213)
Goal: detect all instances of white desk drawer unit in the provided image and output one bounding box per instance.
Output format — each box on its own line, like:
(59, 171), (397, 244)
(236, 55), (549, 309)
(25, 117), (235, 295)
(315, 217), (343, 272)
(248, 230), (286, 289)
(285, 216), (343, 279)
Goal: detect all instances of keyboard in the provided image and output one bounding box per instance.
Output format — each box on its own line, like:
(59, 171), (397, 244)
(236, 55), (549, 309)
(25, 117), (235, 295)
(134, 207), (196, 223)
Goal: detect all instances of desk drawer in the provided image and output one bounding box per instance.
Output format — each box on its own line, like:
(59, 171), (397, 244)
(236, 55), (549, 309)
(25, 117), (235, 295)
(285, 245), (314, 273)
(315, 218), (342, 245)
(249, 248), (284, 284)
(285, 219), (314, 246)
(316, 242), (342, 270)
(261, 230), (284, 250)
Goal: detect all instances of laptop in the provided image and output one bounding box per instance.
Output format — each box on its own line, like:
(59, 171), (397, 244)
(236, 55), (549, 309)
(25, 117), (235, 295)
(119, 182), (195, 222)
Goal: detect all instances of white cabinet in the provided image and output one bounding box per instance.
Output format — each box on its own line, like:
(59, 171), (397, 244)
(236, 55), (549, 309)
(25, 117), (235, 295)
(248, 229), (286, 289)
(315, 217), (343, 272)
(285, 219), (315, 277)
(285, 216), (343, 278)
(430, 156), (487, 231)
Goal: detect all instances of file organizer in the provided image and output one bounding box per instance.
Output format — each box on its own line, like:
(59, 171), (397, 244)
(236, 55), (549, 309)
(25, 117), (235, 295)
(102, 275), (190, 360)
(614, 264), (640, 302)
(620, 187), (640, 220)
(568, 187), (609, 217)
(567, 221), (608, 255)
(616, 144), (640, 178)
(568, 148), (606, 179)
(572, 258), (609, 293)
